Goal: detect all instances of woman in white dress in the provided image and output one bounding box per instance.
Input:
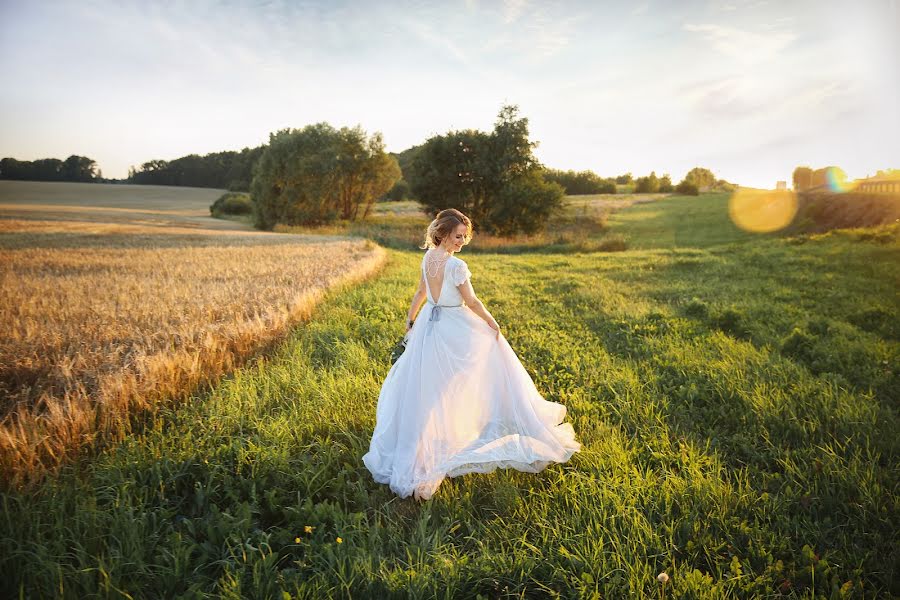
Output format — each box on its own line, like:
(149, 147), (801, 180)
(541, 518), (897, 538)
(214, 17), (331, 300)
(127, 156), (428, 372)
(362, 208), (581, 501)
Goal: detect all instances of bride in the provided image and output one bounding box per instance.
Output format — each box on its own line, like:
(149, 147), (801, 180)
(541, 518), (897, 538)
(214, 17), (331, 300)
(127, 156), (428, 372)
(362, 208), (581, 501)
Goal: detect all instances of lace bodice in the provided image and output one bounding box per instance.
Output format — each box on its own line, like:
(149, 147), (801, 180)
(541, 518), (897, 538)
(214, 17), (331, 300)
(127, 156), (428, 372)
(422, 252), (472, 305)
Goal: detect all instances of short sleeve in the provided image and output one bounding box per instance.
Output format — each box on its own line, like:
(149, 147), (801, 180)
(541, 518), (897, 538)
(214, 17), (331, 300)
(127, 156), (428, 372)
(450, 258), (472, 286)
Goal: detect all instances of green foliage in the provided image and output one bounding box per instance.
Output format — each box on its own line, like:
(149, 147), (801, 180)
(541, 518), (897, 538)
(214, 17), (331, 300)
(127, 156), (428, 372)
(250, 123), (401, 229)
(210, 192), (253, 217)
(715, 179), (737, 192)
(381, 179), (410, 202)
(675, 180), (700, 195)
(390, 145), (422, 180)
(634, 171), (660, 193)
(1, 155), (99, 182)
(542, 168), (617, 195)
(683, 167), (716, 190)
(659, 174), (674, 193)
(490, 170), (566, 235)
(128, 146), (266, 190)
(615, 173), (633, 185)
(408, 104), (564, 236)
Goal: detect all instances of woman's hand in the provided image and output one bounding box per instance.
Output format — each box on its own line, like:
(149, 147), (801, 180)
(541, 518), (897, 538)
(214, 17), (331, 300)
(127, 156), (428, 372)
(488, 319), (501, 340)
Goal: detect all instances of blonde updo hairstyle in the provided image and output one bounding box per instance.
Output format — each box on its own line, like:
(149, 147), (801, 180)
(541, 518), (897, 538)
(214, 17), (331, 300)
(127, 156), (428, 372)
(419, 208), (474, 250)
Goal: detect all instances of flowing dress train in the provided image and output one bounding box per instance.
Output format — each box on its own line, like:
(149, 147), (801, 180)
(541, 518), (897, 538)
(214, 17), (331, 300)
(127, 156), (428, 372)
(362, 252), (581, 500)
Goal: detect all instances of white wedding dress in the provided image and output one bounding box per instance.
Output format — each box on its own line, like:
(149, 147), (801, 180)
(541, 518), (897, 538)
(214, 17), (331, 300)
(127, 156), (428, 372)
(362, 251), (581, 500)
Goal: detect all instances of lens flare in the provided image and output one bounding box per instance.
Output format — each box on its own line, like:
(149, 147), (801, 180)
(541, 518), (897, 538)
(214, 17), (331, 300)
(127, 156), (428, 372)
(728, 188), (798, 233)
(826, 166), (852, 193)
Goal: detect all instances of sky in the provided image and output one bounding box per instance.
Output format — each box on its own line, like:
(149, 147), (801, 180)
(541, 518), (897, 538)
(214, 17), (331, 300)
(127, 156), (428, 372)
(1, 0), (898, 188)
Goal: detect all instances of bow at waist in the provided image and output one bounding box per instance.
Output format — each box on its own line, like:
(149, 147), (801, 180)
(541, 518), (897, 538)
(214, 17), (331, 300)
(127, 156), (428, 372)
(426, 300), (463, 322)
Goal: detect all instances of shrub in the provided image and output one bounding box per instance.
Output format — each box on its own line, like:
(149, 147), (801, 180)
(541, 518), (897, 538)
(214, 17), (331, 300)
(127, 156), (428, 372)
(675, 180), (699, 195)
(634, 172), (660, 193)
(210, 192), (253, 217)
(381, 179), (410, 202)
(715, 179), (737, 192)
(490, 170), (566, 235)
(683, 167), (716, 190)
(542, 169), (617, 195)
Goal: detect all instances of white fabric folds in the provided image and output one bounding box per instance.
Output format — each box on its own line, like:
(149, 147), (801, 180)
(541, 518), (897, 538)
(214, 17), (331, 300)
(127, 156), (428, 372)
(362, 252), (581, 500)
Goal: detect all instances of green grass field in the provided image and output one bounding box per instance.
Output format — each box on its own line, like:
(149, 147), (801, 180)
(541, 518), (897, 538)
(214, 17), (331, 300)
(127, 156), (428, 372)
(2, 193), (897, 598)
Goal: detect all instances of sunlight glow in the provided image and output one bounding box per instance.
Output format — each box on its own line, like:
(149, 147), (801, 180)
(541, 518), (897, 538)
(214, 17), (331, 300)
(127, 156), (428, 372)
(727, 189), (798, 233)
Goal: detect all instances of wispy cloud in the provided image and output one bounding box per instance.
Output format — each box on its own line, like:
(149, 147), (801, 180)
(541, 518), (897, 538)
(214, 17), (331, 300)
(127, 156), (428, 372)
(679, 76), (769, 119)
(502, 0), (529, 24)
(398, 16), (471, 65)
(684, 22), (797, 64)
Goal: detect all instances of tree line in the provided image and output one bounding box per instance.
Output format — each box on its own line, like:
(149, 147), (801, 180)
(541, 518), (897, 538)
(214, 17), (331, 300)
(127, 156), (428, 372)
(127, 147), (265, 190)
(0, 155), (102, 182)
(1, 106), (739, 235)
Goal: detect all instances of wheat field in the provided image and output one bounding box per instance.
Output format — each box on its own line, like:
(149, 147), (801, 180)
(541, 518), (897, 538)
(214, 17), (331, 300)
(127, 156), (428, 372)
(0, 181), (386, 487)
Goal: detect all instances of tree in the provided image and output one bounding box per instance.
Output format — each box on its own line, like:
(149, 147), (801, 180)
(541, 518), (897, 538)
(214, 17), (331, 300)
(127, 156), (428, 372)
(615, 173), (633, 184)
(675, 180), (699, 195)
(659, 174), (673, 192)
(683, 167), (716, 190)
(382, 179), (410, 201)
(127, 147), (266, 190)
(634, 171), (660, 193)
(1, 155), (99, 182)
(250, 122), (400, 229)
(408, 104), (564, 235)
(792, 166), (813, 191)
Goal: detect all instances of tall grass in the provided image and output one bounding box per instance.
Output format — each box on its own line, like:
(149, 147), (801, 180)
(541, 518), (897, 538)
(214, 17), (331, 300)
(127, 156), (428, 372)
(2, 193), (896, 597)
(0, 219), (386, 487)
(277, 194), (664, 253)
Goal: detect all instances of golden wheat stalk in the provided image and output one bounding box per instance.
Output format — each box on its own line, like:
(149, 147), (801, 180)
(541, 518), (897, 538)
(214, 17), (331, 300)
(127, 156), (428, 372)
(0, 219), (386, 488)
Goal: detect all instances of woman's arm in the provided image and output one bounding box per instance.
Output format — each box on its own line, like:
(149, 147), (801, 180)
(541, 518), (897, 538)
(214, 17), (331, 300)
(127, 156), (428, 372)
(406, 273), (427, 332)
(457, 280), (501, 338)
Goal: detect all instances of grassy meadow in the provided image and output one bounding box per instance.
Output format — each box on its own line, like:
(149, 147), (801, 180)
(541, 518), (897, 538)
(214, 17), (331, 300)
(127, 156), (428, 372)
(278, 194), (669, 254)
(1, 190), (897, 598)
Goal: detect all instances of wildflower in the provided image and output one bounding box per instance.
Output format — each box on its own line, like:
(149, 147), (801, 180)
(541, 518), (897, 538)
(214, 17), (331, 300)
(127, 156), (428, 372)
(294, 537), (301, 543)
(657, 572), (669, 584)
(304, 525), (314, 533)
(336, 537), (343, 544)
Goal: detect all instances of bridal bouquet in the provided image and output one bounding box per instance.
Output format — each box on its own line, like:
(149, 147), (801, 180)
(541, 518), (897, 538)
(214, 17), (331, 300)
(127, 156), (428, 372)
(389, 332), (410, 365)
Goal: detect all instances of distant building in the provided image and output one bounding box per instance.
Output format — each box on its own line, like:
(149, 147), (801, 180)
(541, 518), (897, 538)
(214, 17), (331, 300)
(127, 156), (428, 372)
(854, 174), (900, 194)
(776, 181), (787, 190)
